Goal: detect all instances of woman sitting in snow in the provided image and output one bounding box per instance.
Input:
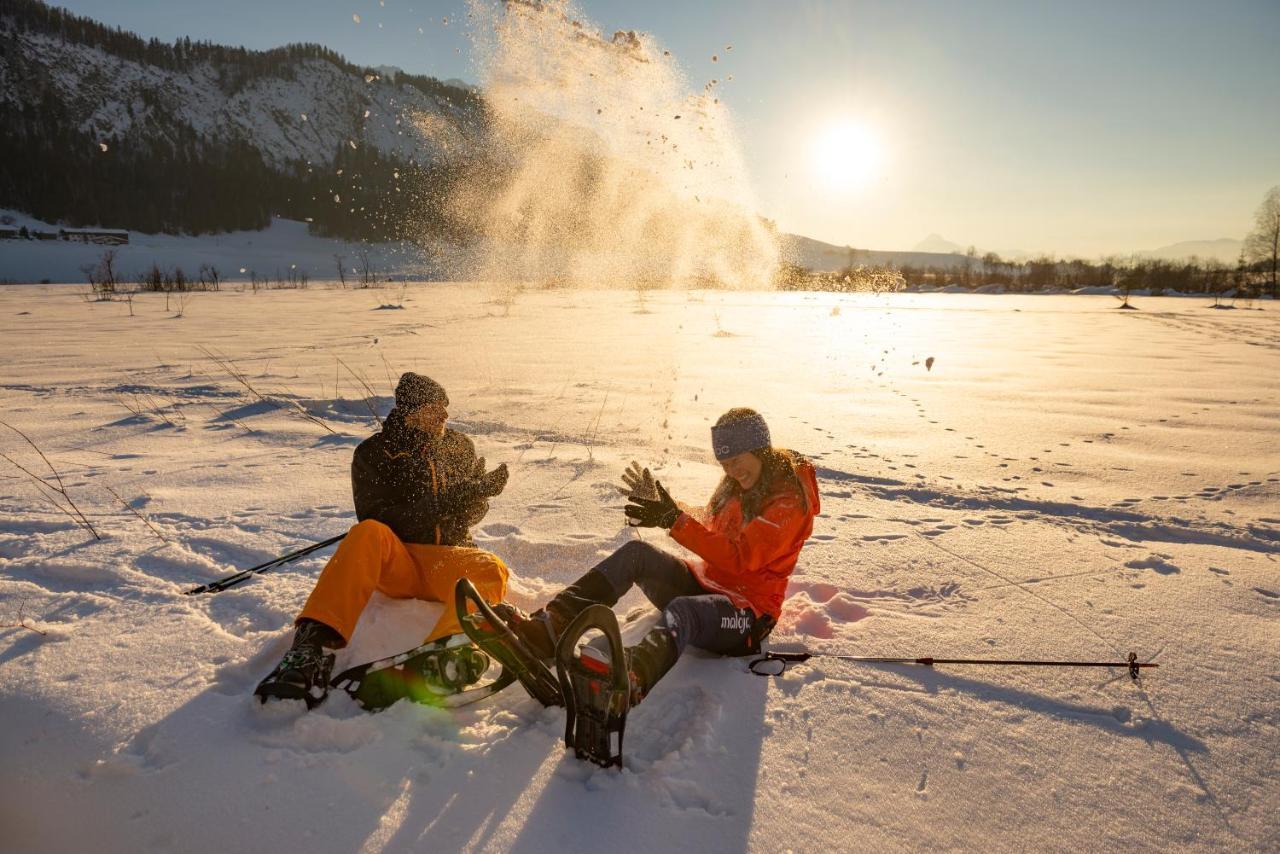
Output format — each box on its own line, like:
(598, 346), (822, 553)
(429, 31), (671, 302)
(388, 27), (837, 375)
(500, 407), (820, 705)
(255, 373), (510, 708)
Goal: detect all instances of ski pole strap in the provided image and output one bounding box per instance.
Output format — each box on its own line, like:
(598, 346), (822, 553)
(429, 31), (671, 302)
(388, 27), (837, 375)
(749, 650), (1156, 680)
(747, 651), (810, 675)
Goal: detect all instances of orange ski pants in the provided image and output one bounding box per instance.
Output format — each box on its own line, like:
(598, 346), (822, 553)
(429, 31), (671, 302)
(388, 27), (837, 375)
(297, 519), (508, 644)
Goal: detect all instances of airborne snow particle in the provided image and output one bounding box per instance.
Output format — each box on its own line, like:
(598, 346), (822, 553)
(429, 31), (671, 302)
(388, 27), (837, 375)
(98, 142), (108, 152)
(300, 113), (307, 121)
(711, 55), (718, 62)
(349, 140), (357, 149)
(334, 194), (342, 203)
(925, 357), (935, 371)
(352, 13), (361, 24)
(363, 110), (370, 118)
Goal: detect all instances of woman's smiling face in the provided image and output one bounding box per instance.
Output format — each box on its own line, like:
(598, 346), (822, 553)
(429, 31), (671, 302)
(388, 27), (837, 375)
(720, 451), (763, 491)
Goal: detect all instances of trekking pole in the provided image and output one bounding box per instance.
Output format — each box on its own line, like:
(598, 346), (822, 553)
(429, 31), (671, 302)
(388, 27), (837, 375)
(183, 533), (347, 595)
(749, 650), (1156, 681)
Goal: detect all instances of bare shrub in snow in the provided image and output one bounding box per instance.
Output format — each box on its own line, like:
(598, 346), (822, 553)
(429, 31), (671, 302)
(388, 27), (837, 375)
(356, 246), (379, 287)
(117, 391), (183, 427)
(81, 248), (120, 299)
(199, 346), (337, 435)
(0, 420), (101, 539)
(492, 281), (523, 316)
(198, 263), (221, 291)
(1, 599), (46, 637)
(104, 485), (168, 544)
(334, 254), (348, 289)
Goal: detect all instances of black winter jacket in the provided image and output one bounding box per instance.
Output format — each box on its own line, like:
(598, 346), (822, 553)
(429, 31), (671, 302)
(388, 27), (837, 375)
(351, 408), (493, 546)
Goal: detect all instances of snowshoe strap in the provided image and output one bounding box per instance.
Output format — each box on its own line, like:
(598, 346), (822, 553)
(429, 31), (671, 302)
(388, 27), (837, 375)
(454, 577), (564, 707)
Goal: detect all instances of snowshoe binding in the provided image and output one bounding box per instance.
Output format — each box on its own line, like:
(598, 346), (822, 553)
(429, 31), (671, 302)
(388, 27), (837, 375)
(254, 621), (339, 709)
(329, 633), (515, 711)
(554, 605), (631, 769)
(454, 577), (564, 707)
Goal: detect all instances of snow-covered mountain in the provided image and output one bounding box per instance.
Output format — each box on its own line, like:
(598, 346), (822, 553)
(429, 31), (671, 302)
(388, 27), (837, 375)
(913, 233), (967, 254)
(0, 0), (483, 236)
(0, 4), (480, 170)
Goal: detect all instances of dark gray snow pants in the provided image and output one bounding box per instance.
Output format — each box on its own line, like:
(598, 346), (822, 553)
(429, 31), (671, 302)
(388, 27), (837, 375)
(591, 539), (773, 657)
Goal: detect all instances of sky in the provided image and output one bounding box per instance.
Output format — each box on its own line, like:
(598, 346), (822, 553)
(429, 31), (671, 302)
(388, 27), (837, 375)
(49, 0), (1280, 257)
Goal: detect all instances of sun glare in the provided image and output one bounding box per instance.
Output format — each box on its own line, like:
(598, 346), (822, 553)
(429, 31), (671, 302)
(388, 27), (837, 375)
(809, 120), (885, 192)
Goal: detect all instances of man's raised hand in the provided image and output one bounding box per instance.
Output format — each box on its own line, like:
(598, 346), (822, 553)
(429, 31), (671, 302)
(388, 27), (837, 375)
(481, 462), (509, 497)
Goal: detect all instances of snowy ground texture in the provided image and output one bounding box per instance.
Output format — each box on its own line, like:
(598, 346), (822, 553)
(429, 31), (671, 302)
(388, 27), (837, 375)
(0, 284), (1277, 853)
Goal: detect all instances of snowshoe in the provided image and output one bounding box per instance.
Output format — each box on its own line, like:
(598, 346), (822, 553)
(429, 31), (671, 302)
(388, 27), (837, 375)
(329, 633), (515, 711)
(554, 604), (631, 769)
(454, 577), (564, 707)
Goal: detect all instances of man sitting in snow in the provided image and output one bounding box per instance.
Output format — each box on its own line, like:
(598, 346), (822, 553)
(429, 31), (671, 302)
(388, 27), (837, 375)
(255, 373), (510, 708)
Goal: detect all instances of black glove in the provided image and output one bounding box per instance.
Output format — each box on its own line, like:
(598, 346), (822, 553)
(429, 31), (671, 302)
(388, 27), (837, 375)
(480, 462), (509, 497)
(624, 480), (680, 529)
(619, 461), (659, 502)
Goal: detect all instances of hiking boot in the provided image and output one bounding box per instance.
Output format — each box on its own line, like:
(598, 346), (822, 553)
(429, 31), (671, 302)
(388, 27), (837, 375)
(578, 626), (678, 707)
(254, 619), (343, 709)
(491, 602), (559, 661)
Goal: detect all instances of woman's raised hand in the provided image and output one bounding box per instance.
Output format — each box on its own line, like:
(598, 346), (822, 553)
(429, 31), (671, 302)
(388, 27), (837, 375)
(625, 481), (681, 529)
(619, 461), (659, 502)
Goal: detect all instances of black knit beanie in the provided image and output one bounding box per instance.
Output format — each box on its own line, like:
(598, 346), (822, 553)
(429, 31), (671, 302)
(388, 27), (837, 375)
(395, 373), (448, 413)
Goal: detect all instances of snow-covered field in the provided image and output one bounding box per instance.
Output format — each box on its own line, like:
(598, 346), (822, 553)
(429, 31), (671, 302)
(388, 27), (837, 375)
(0, 212), (436, 285)
(0, 284), (1276, 852)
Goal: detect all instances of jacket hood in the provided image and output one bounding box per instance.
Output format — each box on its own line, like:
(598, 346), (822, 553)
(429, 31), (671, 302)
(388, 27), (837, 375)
(794, 457), (821, 517)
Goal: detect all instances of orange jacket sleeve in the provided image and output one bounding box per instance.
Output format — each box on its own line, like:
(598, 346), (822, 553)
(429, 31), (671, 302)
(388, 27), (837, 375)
(668, 492), (809, 581)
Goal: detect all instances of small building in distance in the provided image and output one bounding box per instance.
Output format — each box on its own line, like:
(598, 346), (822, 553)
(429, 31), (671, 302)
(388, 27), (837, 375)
(59, 228), (129, 245)
(0, 226), (18, 240)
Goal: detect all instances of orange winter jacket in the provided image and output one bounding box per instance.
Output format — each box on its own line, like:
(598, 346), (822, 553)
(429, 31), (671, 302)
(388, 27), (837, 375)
(669, 458), (820, 618)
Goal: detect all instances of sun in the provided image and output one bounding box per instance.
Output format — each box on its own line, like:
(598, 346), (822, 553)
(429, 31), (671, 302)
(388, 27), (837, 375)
(809, 119), (885, 191)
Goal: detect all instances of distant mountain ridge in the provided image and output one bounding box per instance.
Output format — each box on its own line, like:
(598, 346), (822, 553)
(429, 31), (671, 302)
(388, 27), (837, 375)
(1137, 238), (1242, 263)
(781, 233), (972, 271)
(782, 232), (1247, 273)
(912, 233), (965, 254)
(898, 233), (1245, 265)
